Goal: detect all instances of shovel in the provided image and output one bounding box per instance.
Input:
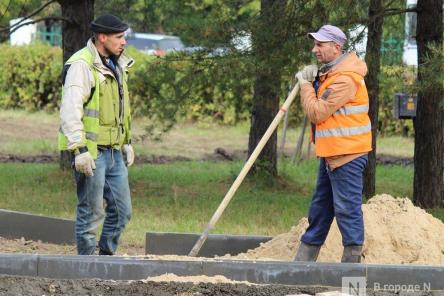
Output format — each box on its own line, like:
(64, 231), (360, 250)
(189, 82), (301, 257)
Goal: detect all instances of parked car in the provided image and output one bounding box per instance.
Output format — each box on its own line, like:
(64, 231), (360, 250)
(125, 32), (185, 56)
(125, 30), (252, 58)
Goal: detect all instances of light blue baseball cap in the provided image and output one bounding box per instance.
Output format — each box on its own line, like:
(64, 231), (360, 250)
(308, 25), (347, 46)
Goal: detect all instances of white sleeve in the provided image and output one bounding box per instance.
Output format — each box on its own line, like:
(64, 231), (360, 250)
(59, 60), (95, 150)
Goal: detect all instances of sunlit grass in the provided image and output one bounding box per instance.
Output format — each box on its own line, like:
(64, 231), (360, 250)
(0, 110), (414, 158)
(376, 135), (414, 157)
(0, 159), (427, 247)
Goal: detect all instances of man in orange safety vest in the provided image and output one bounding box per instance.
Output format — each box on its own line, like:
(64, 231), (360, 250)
(294, 24), (372, 263)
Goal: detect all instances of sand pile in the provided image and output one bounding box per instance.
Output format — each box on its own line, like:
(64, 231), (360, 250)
(232, 194), (444, 265)
(144, 273), (254, 285)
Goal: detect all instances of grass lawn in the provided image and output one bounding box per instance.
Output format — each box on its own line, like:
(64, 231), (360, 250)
(0, 159), (424, 247)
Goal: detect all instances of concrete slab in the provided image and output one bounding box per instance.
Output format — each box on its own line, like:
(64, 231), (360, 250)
(1, 253), (443, 291)
(145, 231), (272, 256)
(37, 255), (203, 280)
(0, 209), (75, 244)
(367, 263), (444, 291)
(202, 260), (366, 286)
(0, 253), (38, 277)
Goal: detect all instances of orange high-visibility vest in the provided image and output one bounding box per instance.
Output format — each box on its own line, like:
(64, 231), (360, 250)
(315, 71), (372, 157)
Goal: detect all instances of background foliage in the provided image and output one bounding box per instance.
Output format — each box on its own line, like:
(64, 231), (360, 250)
(0, 42), (61, 111)
(0, 0), (414, 137)
(0, 42), (412, 136)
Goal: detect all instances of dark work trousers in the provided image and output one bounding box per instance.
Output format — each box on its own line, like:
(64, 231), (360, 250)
(301, 155), (368, 246)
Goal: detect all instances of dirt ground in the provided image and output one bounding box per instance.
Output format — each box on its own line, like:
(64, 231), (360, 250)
(0, 152), (413, 166)
(0, 275), (332, 296)
(1, 275), (436, 296)
(0, 236), (144, 256)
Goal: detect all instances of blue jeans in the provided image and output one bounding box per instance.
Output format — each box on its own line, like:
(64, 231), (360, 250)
(74, 148), (132, 255)
(301, 155), (368, 246)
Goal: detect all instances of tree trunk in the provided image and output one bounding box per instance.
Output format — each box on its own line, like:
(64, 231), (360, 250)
(413, 0), (443, 208)
(58, 0), (95, 63)
(363, 0), (384, 199)
(247, 0), (286, 177)
(57, 0), (95, 169)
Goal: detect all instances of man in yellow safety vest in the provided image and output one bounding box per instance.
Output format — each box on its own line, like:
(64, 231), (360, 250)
(59, 14), (135, 255)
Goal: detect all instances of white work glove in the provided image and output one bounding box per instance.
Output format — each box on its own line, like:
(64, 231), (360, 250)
(122, 144), (135, 167)
(74, 151), (96, 177)
(295, 65), (318, 85)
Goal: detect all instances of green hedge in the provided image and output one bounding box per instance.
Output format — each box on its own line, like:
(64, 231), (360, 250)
(0, 43), (62, 111)
(0, 43), (415, 136)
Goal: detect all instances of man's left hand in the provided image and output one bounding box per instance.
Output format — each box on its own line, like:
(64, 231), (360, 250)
(295, 65), (318, 85)
(122, 144), (135, 167)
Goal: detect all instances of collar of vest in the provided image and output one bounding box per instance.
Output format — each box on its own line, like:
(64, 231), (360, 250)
(319, 52), (348, 74)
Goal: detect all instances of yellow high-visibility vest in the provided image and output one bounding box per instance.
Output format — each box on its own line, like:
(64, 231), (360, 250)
(58, 47), (132, 159)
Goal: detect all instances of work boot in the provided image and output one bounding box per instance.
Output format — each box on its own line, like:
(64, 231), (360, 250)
(294, 242), (321, 262)
(341, 245), (363, 263)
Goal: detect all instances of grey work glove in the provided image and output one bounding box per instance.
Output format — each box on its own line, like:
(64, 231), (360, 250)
(74, 151), (96, 176)
(295, 65), (318, 85)
(122, 144), (135, 167)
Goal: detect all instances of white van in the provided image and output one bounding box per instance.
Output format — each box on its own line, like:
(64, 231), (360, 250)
(126, 32), (185, 56)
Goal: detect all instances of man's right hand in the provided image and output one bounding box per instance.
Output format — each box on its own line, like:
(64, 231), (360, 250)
(74, 151), (96, 176)
(295, 65), (318, 85)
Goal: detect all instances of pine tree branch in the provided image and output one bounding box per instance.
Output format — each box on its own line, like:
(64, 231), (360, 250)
(0, 16), (71, 35)
(1, 0), (58, 31)
(352, 6), (417, 26)
(383, 7), (417, 16)
(0, 0), (12, 21)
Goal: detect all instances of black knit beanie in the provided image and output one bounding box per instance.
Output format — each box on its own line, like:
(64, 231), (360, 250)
(90, 14), (128, 33)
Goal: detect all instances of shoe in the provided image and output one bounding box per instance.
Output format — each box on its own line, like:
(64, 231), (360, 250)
(341, 245), (363, 263)
(98, 249), (114, 256)
(294, 242), (321, 262)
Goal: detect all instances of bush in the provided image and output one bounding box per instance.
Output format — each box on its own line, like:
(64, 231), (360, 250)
(0, 43), (62, 111)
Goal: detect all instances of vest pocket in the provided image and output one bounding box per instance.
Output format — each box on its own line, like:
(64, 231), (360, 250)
(99, 79), (116, 125)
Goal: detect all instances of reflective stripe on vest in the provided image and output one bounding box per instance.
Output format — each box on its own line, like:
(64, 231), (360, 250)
(316, 122), (371, 138)
(334, 105), (369, 116)
(86, 132), (98, 141)
(84, 108), (99, 118)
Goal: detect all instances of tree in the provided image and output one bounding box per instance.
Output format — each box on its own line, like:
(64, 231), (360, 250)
(413, 0), (443, 208)
(363, 0), (420, 198)
(57, 0), (94, 63)
(247, 0), (287, 177)
(363, 0), (384, 199)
